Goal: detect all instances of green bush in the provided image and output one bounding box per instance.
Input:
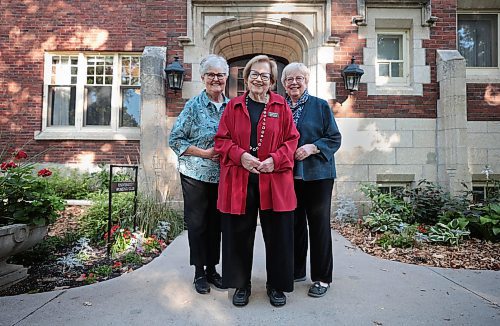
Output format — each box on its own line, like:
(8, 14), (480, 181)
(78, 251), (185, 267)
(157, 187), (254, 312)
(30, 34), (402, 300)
(377, 225), (418, 250)
(45, 168), (94, 199)
(360, 183), (411, 222)
(363, 211), (403, 233)
(134, 195), (184, 239)
(400, 180), (458, 225)
(79, 192), (135, 241)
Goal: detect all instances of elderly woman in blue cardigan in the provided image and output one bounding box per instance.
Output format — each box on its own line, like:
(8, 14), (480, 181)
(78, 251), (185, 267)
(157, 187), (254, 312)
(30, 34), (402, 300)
(281, 62), (342, 298)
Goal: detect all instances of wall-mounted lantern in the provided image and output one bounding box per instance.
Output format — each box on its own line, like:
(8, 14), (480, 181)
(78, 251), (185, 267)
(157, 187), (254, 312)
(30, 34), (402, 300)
(164, 56), (185, 92)
(341, 56), (364, 93)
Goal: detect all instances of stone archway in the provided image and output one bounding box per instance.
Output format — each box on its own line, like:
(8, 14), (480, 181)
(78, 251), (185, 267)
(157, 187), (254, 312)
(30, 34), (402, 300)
(180, 1), (337, 100)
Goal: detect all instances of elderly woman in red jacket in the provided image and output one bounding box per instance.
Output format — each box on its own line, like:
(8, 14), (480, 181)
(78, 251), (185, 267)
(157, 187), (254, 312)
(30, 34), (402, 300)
(215, 55), (299, 308)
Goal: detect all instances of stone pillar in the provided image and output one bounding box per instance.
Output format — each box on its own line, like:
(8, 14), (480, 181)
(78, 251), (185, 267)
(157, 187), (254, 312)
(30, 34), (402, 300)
(436, 50), (471, 195)
(139, 46), (170, 201)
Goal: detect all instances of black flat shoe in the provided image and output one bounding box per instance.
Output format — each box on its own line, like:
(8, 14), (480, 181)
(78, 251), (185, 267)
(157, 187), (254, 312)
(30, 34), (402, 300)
(194, 276), (210, 294)
(267, 287), (286, 307)
(232, 287), (251, 307)
(206, 271), (226, 289)
(308, 281), (329, 297)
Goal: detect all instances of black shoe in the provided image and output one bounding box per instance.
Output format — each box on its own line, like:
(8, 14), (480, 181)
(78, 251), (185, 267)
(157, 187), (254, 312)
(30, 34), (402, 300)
(206, 271), (226, 289)
(232, 287), (251, 307)
(308, 281), (329, 297)
(294, 275), (306, 282)
(194, 276), (210, 294)
(267, 287), (286, 307)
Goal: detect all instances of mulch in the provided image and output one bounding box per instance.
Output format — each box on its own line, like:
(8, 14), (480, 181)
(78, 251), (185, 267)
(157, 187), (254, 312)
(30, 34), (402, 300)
(331, 221), (500, 270)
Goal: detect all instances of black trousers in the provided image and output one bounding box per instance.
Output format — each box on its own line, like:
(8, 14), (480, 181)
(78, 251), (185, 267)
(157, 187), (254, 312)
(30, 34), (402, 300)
(180, 174), (221, 267)
(294, 178), (334, 283)
(221, 181), (294, 292)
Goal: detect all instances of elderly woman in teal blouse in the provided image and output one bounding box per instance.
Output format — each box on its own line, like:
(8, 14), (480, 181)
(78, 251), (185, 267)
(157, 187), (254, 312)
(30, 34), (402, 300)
(169, 54), (229, 295)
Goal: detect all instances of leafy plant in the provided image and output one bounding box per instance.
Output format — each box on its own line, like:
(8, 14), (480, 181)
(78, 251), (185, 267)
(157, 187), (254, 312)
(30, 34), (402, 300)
(428, 218), (470, 245)
(363, 211), (403, 232)
(79, 192), (135, 241)
(122, 252), (142, 265)
(0, 149), (65, 226)
(45, 168), (94, 199)
(360, 183), (411, 222)
(91, 265), (113, 278)
(400, 180), (455, 225)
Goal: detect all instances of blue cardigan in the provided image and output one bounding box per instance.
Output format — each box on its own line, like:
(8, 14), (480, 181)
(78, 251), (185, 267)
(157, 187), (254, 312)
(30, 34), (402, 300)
(294, 95), (341, 181)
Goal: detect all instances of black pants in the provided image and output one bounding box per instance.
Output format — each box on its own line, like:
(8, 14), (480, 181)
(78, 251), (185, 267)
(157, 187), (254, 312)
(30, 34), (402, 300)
(180, 174), (221, 267)
(221, 181), (294, 292)
(294, 178), (334, 283)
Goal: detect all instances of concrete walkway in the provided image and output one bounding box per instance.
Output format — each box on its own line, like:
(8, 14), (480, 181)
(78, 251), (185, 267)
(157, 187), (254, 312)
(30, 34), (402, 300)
(1, 228), (499, 326)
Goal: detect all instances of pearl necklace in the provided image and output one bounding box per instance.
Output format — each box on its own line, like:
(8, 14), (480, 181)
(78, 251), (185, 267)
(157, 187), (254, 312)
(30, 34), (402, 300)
(246, 94), (268, 152)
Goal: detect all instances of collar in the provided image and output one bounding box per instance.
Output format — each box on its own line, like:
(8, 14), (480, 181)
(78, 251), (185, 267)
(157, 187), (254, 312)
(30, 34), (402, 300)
(201, 90), (229, 107)
(235, 91), (282, 108)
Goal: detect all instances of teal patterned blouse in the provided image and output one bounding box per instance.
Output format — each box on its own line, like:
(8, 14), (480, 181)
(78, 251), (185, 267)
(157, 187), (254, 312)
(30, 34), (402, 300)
(169, 90), (228, 183)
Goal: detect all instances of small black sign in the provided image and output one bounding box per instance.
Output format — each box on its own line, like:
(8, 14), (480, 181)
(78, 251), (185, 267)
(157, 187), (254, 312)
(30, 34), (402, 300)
(111, 181), (136, 193)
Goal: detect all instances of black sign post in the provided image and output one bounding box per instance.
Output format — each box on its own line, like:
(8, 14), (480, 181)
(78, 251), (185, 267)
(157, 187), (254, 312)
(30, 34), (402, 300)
(106, 164), (139, 257)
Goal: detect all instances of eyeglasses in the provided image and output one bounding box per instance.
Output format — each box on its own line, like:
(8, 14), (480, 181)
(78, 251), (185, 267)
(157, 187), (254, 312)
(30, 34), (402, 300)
(205, 72), (227, 80)
(249, 71), (271, 81)
(285, 76), (305, 84)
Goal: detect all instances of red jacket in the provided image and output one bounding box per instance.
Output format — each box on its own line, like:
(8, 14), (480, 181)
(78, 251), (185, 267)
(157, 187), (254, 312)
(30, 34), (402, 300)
(215, 91), (299, 214)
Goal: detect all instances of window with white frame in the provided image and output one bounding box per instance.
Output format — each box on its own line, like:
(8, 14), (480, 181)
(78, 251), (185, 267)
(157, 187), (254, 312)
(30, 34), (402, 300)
(376, 31), (409, 85)
(458, 14), (498, 68)
(377, 183), (408, 195)
(39, 53), (141, 140)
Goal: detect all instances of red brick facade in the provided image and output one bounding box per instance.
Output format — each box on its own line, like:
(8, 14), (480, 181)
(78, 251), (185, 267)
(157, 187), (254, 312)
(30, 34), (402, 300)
(0, 0), (187, 163)
(0, 0), (498, 164)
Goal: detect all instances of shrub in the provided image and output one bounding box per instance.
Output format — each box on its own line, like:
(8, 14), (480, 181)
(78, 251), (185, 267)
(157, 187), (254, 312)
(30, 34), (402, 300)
(45, 168), (93, 199)
(400, 180), (456, 225)
(360, 183), (411, 222)
(0, 149), (65, 226)
(363, 211), (403, 233)
(79, 192), (135, 241)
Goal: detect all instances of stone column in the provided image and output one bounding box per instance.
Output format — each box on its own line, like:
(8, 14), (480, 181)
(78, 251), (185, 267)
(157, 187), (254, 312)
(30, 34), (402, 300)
(139, 46), (170, 201)
(436, 50), (471, 195)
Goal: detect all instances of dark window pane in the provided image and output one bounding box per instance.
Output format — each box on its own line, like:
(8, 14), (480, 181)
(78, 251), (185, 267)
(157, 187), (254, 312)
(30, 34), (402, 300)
(458, 14), (498, 67)
(85, 86), (111, 125)
(121, 88), (141, 127)
(48, 86), (76, 126)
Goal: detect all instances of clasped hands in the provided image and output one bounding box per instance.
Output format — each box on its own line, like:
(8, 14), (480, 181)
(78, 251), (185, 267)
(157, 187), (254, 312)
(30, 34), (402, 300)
(294, 144), (319, 161)
(241, 152), (274, 174)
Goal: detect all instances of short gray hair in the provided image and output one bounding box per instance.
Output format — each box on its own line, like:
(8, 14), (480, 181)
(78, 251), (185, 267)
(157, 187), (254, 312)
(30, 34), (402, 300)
(281, 62), (310, 86)
(199, 54), (229, 76)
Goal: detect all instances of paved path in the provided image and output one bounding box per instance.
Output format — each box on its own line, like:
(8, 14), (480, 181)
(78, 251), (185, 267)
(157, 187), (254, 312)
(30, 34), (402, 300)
(1, 229), (499, 326)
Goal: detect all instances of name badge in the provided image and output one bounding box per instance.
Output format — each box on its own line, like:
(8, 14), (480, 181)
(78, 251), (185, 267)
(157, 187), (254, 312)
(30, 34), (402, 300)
(268, 112), (279, 118)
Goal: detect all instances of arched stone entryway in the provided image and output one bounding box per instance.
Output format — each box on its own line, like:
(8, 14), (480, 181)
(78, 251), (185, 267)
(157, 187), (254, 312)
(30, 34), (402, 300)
(180, 1), (336, 100)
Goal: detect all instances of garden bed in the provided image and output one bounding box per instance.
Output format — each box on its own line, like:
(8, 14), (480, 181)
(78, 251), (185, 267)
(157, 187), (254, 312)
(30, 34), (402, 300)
(332, 221), (500, 270)
(0, 206), (169, 297)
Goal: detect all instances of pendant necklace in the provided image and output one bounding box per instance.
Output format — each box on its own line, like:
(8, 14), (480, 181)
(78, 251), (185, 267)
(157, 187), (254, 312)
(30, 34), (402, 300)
(246, 94), (268, 152)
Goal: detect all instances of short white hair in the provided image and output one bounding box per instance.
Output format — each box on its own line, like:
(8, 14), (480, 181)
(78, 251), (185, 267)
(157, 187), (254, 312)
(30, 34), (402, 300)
(199, 54), (229, 75)
(281, 62), (310, 86)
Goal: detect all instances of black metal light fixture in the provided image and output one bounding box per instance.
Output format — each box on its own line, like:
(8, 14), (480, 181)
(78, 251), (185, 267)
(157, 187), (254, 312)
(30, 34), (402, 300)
(341, 56), (364, 93)
(164, 56), (185, 92)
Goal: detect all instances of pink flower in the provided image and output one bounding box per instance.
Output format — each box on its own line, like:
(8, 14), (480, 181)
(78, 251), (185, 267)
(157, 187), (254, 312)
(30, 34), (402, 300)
(14, 150), (28, 160)
(37, 168), (52, 177)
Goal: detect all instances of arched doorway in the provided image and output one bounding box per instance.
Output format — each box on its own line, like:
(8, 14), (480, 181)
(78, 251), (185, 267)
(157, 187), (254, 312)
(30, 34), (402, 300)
(226, 55), (289, 98)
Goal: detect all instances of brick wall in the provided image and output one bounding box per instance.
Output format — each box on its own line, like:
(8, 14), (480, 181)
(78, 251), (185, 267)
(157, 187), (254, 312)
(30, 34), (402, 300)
(467, 84), (500, 121)
(330, 0), (457, 119)
(0, 0), (187, 164)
